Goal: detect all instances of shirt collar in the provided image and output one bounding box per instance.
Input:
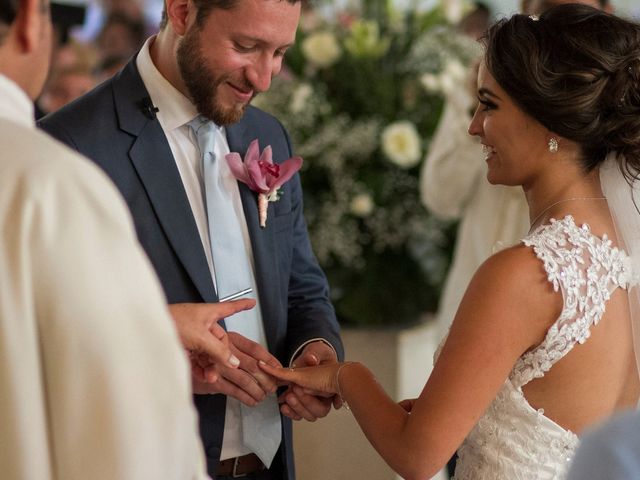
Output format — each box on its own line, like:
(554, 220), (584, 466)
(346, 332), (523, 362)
(136, 36), (199, 131)
(0, 75), (35, 129)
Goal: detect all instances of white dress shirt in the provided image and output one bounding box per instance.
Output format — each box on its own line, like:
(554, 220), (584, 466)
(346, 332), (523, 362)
(0, 73), (208, 480)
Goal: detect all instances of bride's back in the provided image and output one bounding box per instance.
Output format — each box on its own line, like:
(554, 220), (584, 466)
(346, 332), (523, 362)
(452, 206), (638, 480)
(523, 286), (638, 432)
(521, 208), (638, 433)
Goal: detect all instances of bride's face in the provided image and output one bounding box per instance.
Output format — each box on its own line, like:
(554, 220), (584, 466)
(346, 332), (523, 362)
(468, 63), (550, 188)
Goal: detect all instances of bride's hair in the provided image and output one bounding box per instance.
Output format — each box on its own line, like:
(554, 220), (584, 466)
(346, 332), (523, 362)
(483, 4), (640, 184)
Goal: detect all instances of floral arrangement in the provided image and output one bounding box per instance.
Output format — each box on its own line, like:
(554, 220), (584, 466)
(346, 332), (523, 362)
(253, 0), (479, 327)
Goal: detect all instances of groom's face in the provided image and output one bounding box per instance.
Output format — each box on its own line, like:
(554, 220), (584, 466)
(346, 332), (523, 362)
(177, 0), (300, 125)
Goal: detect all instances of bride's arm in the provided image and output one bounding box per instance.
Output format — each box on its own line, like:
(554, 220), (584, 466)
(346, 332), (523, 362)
(262, 245), (560, 479)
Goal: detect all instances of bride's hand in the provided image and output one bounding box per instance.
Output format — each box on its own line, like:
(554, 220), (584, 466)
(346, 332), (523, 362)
(259, 360), (343, 396)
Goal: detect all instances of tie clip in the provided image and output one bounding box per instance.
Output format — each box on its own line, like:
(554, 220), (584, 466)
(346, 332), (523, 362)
(219, 287), (253, 302)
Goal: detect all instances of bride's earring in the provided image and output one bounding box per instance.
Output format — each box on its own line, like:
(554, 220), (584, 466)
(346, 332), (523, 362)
(548, 137), (559, 153)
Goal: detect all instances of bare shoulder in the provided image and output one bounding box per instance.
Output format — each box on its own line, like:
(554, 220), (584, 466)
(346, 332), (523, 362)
(450, 243), (562, 352)
(473, 243), (550, 301)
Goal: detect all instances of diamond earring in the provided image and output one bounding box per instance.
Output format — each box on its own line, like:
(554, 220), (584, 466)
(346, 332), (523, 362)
(548, 137), (559, 153)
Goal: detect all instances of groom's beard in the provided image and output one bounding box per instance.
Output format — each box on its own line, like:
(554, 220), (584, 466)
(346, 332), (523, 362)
(177, 28), (253, 125)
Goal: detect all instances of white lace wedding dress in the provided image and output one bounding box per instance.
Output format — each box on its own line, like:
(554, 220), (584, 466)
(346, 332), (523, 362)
(451, 215), (635, 480)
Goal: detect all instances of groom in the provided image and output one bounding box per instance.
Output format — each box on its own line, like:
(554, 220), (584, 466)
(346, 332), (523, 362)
(39, 0), (343, 478)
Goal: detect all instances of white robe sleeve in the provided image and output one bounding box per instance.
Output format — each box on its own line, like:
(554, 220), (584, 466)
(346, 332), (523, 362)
(420, 90), (483, 220)
(0, 125), (209, 480)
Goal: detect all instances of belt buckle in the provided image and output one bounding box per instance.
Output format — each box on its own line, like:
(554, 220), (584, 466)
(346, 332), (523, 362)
(232, 456), (247, 478)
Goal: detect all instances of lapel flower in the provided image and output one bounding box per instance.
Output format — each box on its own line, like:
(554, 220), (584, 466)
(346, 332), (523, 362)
(226, 139), (303, 228)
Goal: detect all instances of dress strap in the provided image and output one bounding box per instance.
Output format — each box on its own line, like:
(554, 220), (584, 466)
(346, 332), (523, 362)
(510, 216), (632, 388)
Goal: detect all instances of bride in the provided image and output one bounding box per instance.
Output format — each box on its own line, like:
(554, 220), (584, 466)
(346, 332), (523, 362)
(260, 5), (640, 479)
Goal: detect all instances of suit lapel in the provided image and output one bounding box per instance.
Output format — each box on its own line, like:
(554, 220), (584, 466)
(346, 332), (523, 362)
(113, 60), (217, 303)
(227, 122), (282, 348)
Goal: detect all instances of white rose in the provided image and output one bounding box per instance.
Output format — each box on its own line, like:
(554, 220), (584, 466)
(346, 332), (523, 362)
(443, 0), (466, 24)
(301, 31), (342, 68)
(420, 73), (441, 93)
(350, 193), (374, 217)
(290, 83), (313, 114)
(381, 121), (422, 168)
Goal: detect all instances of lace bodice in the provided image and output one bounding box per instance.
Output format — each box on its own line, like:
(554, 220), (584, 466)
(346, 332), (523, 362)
(453, 216), (634, 480)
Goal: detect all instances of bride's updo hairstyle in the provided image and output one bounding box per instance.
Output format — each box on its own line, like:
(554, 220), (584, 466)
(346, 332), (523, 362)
(483, 4), (640, 183)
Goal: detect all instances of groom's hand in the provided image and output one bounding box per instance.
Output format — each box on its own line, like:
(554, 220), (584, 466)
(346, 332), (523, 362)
(224, 332), (282, 394)
(279, 341), (338, 421)
(169, 301), (255, 371)
(194, 333), (282, 405)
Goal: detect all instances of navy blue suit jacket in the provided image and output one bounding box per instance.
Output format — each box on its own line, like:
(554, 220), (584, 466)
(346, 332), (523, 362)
(39, 58), (343, 479)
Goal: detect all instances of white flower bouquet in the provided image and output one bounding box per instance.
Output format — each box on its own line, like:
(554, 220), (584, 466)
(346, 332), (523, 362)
(253, 0), (479, 326)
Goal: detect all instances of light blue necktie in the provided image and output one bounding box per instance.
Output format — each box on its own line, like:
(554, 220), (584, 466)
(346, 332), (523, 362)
(189, 116), (281, 467)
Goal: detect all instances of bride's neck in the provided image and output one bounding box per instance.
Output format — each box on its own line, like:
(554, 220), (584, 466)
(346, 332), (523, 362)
(525, 168), (603, 226)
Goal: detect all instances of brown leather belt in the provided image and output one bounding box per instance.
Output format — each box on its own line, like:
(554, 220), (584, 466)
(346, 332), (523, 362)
(217, 453), (266, 478)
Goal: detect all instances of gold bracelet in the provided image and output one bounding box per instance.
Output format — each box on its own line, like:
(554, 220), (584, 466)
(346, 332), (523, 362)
(335, 361), (355, 411)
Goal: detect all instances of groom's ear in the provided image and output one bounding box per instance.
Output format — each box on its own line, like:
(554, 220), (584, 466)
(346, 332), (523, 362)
(12, 0), (47, 53)
(165, 0), (192, 36)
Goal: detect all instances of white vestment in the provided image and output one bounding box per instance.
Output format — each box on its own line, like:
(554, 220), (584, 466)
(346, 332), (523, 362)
(0, 74), (209, 480)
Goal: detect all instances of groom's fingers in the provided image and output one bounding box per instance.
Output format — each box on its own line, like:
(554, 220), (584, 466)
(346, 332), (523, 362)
(229, 333), (281, 368)
(211, 298), (257, 319)
(282, 392), (316, 421)
(192, 376), (259, 406)
(280, 403), (303, 421)
(228, 332), (281, 393)
(219, 366), (268, 402)
(229, 346), (278, 393)
(169, 302), (257, 368)
(285, 388), (332, 421)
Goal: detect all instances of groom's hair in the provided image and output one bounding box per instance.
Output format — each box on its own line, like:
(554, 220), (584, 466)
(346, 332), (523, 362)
(0, 0), (19, 44)
(159, 0), (305, 31)
(0, 0), (18, 23)
(0, 0), (19, 38)
(0, 0), (48, 44)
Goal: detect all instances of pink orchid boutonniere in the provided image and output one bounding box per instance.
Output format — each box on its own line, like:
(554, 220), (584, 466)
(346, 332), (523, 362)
(226, 139), (303, 228)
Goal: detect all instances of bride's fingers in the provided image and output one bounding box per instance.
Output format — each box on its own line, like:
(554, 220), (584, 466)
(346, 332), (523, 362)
(258, 360), (295, 379)
(259, 361), (336, 394)
(260, 361), (318, 390)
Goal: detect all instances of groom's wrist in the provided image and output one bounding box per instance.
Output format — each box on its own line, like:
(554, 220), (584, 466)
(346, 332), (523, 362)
(289, 338), (337, 366)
